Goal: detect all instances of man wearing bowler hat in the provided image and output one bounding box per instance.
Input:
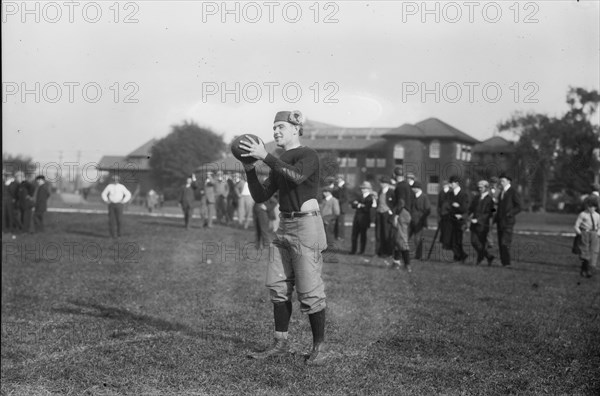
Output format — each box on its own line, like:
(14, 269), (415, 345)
(393, 167), (413, 216)
(448, 175), (469, 262)
(410, 180), (431, 261)
(350, 181), (377, 255)
(469, 180), (495, 265)
(494, 173), (522, 266)
(332, 175), (348, 241)
(375, 176), (395, 259)
(238, 110), (330, 366)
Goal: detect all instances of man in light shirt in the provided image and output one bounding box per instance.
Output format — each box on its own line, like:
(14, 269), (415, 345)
(101, 175), (132, 238)
(237, 178), (254, 229)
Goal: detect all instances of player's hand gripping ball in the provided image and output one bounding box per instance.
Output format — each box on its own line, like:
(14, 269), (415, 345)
(230, 134), (262, 164)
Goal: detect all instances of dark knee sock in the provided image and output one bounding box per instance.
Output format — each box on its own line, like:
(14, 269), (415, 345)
(402, 250), (411, 266)
(308, 309), (326, 345)
(581, 259), (589, 273)
(273, 301), (292, 332)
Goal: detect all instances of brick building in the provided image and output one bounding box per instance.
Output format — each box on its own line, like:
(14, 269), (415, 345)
(284, 118), (480, 200)
(471, 136), (517, 179)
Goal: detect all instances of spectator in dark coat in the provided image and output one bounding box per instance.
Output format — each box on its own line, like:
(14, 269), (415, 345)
(350, 181), (376, 255)
(15, 171), (35, 232)
(437, 180), (452, 250)
(487, 176), (500, 250)
(393, 167), (413, 215)
(410, 181), (431, 260)
(494, 174), (522, 266)
(179, 174), (198, 229)
(375, 176), (395, 258)
(391, 198), (412, 271)
(2, 172), (17, 233)
(468, 180), (495, 265)
(332, 175), (348, 241)
(448, 175), (470, 262)
(32, 175), (51, 232)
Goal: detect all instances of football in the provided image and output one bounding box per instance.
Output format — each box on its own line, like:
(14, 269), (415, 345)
(230, 134), (262, 164)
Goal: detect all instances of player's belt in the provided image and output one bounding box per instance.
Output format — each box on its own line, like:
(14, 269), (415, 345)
(280, 210), (320, 219)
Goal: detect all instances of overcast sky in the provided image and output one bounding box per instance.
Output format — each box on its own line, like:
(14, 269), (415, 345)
(3, 0), (599, 166)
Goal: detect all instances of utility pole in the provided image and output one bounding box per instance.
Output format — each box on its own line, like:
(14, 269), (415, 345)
(58, 150), (63, 193)
(74, 150), (81, 191)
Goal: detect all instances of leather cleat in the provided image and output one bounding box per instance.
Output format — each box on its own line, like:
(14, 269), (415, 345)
(248, 337), (289, 359)
(305, 343), (330, 366)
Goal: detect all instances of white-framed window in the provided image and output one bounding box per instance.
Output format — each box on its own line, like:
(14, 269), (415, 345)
(427, 175), (440, 195)
(429, 140), (440, 158)
(347, 154), (357, 167)
(393, 144), (405, 160)
(376, 158), (386, 168)
(394, 144), (405, 166)
(338, 155), (347, 168)
(462, 145), (471, 161)
(365, 156), (375, 168)
(456, 144), (472, 161)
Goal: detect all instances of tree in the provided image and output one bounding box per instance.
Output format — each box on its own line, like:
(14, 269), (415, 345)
(149, 121), (226, 199)
(556, 87), (600, 191)
(498, 87), (600, 211)
(2, 153), (35, 176)
(498, 113), (560, 211)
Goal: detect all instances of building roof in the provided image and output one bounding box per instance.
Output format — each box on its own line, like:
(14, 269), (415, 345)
(473, 136), (516, 154)
(384, 118), (479, 144)
(96, 139), (156, 171)
(300, 117), (479, 146)
(97, 155), (127, 171)
(381, 123), (426, 139)
(303, 127), (391, 139)
(415, 118), (479, 144)
(128, 138), (157, 158)
(302, 119), (391, 140)
(303, 119), (340, 129)
(96, 155), (153, 171)
(302, 138), (388, 152)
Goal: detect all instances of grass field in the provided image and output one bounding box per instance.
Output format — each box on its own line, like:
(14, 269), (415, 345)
(2, 212), (599, 395)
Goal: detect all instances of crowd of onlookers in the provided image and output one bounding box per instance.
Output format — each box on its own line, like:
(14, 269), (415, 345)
(2, 170), (51, 235)
(5, 166), (598, 278)
(318, 170), (599, 278)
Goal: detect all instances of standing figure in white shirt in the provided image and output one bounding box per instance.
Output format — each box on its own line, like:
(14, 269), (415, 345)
(101, 175), (132, 238)
(574, 196), (600, 278)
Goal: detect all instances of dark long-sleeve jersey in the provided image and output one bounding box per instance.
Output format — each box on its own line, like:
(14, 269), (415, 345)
(246, 146), (320, 213)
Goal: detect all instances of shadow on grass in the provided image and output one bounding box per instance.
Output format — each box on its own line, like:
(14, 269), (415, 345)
(64, 228), (109, 239)
(52, 300), (260, 351)
(138, 219), (189, 229)
(330, 254), (394, 270)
